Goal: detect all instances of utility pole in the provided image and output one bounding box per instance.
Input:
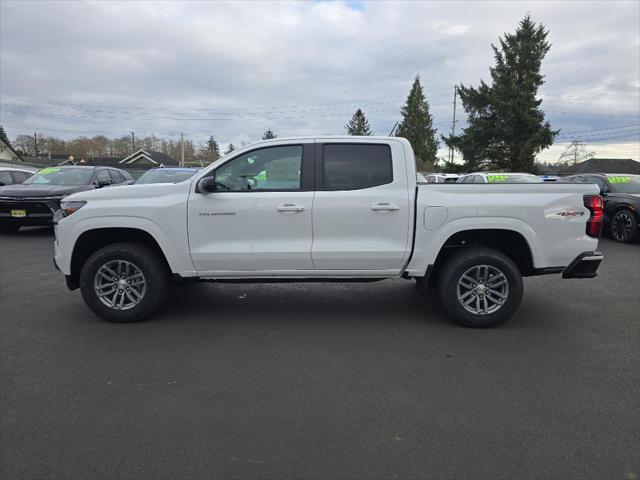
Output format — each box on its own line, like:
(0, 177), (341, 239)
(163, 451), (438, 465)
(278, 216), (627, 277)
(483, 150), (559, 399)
(34, 132), (38, 157)
(131, 131), (135, 154)
(180, 132), (185, 167)
(449, 86), (457, 163)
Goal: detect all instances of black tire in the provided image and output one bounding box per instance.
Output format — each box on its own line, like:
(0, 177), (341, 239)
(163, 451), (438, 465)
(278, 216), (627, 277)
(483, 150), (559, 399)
(437, 247), (523, 328)
(0, 223), (21, 233)
(610, 209), (638, 243)
(79, 242), (169, 322)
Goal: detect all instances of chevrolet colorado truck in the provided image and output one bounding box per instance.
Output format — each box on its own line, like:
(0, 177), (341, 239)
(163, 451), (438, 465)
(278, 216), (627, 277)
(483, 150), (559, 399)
(53, 137), (603, 327)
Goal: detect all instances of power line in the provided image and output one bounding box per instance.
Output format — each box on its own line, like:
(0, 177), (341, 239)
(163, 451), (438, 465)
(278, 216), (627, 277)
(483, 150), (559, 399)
(557, 122), (640, 136)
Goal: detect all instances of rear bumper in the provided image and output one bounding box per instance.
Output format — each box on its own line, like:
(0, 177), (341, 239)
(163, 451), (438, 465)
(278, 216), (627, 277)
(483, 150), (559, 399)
(562, 251), (603, 279)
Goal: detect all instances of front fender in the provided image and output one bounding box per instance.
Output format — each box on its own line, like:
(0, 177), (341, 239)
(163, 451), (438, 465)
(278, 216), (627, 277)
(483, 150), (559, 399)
(55, 215), (196, 276)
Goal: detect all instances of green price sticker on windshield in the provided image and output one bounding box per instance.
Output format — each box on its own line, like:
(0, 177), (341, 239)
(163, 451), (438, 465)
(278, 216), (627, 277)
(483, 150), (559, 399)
(488, 174), (508, 183)
(608, 176), (630, 184)
(39, 167), (60, 175)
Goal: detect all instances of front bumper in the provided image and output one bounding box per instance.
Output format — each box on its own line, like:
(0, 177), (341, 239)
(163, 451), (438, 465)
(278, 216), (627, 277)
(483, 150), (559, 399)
(0, 198), (61, 226)
(562, 251), (603, 279)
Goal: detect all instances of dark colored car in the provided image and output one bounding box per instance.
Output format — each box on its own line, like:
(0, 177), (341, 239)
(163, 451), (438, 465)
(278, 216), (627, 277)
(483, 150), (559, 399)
(564, 173), (640, 243)
(0, 166), (133, 232)
(135, 167), (199, 184)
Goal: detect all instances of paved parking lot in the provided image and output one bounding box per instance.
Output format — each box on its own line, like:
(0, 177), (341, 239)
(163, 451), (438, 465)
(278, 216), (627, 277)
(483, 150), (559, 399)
(1, 228), (638, 480)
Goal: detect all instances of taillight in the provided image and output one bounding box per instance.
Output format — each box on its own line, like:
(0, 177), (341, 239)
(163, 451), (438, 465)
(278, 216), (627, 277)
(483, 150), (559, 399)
(583, 195), (604, 238)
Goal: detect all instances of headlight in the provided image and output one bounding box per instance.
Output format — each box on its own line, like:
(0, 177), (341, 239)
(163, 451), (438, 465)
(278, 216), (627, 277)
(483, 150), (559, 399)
(60, 200), (87, 217)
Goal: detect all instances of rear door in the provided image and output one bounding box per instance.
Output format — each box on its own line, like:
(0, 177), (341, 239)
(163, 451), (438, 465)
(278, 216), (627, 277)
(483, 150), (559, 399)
(311, 140), (412, 272)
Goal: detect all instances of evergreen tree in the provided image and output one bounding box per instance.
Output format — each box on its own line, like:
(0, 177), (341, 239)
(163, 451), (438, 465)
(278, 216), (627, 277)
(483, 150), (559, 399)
(396, 76), (439, 169)
(0, 125), (10, 146)
(262, 129), (277, 140)
(447, 15), (558, 172)
(224, 143), (236, 154)
(206, 136), (220, 159)
(345, 109), (373, 136)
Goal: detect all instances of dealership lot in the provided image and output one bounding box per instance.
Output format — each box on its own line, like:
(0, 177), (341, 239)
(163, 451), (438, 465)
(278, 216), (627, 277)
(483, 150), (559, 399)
(0, 229), (638, 479)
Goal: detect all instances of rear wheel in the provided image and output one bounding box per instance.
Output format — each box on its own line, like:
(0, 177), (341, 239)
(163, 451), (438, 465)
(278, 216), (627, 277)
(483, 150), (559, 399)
(0, 223), (21, 233)
(437, 248), (523, 328)
(610, 209), (638, 243)
(79, 242), (169, 322)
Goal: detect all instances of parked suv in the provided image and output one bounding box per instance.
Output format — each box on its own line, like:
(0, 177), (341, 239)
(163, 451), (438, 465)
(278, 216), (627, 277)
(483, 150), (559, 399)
(563, 174), (640, 243)
(0, 166), (133, 232)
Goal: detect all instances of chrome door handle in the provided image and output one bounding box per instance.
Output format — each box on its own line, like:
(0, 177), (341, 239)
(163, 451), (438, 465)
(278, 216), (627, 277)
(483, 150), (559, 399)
(277, 204), (305, 212)
(370, 203), (400, 211)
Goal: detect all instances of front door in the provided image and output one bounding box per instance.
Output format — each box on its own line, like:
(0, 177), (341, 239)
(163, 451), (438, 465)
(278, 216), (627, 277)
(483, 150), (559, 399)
(187, 143), (315, 275)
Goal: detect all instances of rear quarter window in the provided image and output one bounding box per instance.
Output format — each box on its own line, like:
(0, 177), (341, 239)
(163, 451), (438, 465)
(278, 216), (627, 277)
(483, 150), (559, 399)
(322, 144), (392, 191)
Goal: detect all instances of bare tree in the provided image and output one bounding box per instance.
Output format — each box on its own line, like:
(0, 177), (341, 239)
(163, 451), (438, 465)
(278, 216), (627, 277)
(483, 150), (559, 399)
(559, 141), (595, 165)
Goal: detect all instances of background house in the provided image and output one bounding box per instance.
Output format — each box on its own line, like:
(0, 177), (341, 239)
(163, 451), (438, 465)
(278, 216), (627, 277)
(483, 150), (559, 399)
(557, 158), (640, 175)
(118, 149), (179, 168)
(0, 137), (24, 163)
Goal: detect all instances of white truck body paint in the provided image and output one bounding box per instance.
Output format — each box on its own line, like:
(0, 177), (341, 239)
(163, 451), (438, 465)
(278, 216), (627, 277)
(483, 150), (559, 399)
(55, 136), (599, 280)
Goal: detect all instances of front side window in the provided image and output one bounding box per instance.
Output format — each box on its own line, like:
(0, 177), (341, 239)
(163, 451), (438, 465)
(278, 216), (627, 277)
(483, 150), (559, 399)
(96, 170), (111, 185)
(12, 171), (30, 183)
(322, 144), (392, 191)
(214, 145), (303, 191)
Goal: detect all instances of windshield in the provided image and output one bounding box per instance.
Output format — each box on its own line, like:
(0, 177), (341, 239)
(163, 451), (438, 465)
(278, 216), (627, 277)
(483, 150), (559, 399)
(607, 175), (640, 194)
(487, 174), (543, 184)
(23, 167), (94, 186)
(136, 169), (197, 184)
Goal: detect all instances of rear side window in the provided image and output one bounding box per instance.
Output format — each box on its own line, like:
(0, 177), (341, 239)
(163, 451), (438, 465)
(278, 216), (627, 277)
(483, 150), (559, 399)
(0, 171), (13, 185)
(322, 144), (392, 191)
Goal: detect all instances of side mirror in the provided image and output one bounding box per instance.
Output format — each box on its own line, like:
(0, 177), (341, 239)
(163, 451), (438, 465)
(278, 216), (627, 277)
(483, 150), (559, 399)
(97, 179), (111, 188)
(0, 182), (5, 186)
(197, 175), (217, 193)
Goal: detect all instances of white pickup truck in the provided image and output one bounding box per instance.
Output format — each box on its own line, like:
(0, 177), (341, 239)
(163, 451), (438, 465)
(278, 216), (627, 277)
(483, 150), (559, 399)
(53, 137), (603, 327)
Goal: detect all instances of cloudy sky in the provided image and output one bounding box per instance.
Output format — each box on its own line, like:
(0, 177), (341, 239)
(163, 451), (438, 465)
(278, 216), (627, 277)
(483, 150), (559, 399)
(1, 0), (639, 162)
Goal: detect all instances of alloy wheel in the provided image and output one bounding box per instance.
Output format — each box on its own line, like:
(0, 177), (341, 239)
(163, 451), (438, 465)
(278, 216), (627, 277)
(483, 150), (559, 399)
(456, 264), (509, 315)
(611, 212), (633, 241)
(94, 260), (147, 310)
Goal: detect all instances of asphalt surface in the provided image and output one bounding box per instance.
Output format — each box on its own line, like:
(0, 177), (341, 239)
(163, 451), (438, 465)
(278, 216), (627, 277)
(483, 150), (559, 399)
(1, 228), (638, 480)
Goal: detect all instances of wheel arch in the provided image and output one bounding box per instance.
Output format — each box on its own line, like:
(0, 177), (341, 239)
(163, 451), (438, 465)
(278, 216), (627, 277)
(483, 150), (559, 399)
(423, 228), (535, 288)
(70, 227), (172, 283)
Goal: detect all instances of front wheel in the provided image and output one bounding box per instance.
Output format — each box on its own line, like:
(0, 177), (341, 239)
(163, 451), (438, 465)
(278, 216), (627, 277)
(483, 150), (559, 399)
(610, 209), (638, 243)
(437, 248), (523, 328)
(79, 242), (169, 322)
